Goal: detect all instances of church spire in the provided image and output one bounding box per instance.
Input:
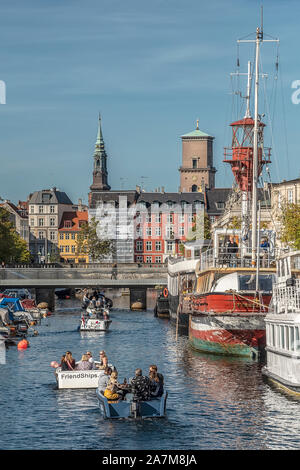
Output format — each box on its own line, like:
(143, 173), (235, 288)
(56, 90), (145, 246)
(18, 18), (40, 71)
(89, 114), (111, 192)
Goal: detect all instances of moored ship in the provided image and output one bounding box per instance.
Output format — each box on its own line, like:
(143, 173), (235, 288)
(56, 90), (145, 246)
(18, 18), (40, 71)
(262, 251), (300, 393)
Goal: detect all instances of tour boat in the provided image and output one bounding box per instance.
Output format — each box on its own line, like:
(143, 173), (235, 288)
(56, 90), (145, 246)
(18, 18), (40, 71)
(262, 251), (300, 394)
(55, 361), (115, 389)
(96, 389), (168, 419)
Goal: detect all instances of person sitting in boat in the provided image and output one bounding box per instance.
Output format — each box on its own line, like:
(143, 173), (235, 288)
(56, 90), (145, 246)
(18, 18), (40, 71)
(130, 368), (151, 402)
(89, 297), (97, 309)
(97, 366), (112, 393)
(75, 354), (93, 370)
(103, 383), (120, 402)
(96, 350), (108, 370)
(64, 351), (76, 370)
(86, 351), (97, 369)
(82, 290), (90, 308)
(108, 371), (129, 399)
(149, 365), (164, 398)
(60, 354), (69, 371)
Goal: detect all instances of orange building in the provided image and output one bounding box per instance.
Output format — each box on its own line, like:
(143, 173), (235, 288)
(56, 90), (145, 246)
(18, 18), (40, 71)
(58, 211), (88, 263)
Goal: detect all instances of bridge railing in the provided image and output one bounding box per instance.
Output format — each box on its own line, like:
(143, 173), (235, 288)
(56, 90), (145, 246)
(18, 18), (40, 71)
(1, 262), (167, 270)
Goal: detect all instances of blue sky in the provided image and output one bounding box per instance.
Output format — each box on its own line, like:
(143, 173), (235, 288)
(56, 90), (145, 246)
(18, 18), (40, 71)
(0, 0), (299, 205)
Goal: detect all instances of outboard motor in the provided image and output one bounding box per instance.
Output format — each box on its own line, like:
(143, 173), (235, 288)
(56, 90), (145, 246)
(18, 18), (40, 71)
(130, 401), (141, 419)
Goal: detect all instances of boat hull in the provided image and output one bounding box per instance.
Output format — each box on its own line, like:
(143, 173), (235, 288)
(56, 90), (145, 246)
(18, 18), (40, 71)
(189, 313), (266, 358)
(80, 318), (111, 331)
(96, 389), (168, 419)
(169, 293), (189, 328)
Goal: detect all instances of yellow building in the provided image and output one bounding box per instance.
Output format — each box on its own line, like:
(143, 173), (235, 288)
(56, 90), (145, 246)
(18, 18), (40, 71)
(58, 211), (89, 264)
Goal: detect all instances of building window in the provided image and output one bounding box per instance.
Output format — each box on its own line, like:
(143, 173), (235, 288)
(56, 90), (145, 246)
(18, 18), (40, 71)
(155, 256), (161, 264)
(30, 205), (34, 214)
(146, 256), (152, 263)
(30, 218), (34, 226)
(65, 233), (70, 240)
(38, 231), (44, 239)
(155, 227), (161, 237)
(192, 159), (197, 169)
(155, 241), (161, 251)
(71, 245), (76, 253)
(59, 233), (64, 240)
(165, 226), (174, 239)
(65, 246), (70, 253)
(191, 184), (198, 192)
(179, 226), (185, 236)
(50, 205), (55, 213)
(146, 241), (152, 251)
(136, 255), (143, 263)
(71, 233), (76, 240)
(50, 231), (56, 241)
(60, 246), (64, 252)
(166, 241), (174, 253)
(39, 205), (44, 214)
(146, 227), (152, 237)
(38, 218), (44, 227)
(64, 220), (72, 228)
(146, 214), (151, 223)
(136, 241), (143, 251)
(156, 213), (162, 223)
(167, 213), (174, 224)
(287, 189), (294, 203)
(50, 217), (55, 227)
(216, 202), (225, 210)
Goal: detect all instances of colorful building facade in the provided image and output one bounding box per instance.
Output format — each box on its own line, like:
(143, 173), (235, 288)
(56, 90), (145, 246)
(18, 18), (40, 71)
(58, 211), (89, 263)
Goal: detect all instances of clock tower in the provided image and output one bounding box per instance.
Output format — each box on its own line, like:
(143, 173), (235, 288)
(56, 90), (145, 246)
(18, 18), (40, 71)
(179, 120), (216, 192)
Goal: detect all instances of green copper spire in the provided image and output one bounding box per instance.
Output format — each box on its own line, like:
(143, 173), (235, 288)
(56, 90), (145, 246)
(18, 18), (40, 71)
(90, 113), (111, 191)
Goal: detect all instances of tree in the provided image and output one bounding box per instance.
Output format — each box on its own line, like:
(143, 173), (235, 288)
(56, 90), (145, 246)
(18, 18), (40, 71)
(279, 202), (300, 250)
(0, 207), (30, 263)
(76, 217), (114, 262)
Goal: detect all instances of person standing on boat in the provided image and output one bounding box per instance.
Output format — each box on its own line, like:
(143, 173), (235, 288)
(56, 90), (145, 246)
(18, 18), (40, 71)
(82, 290), (90, 308)
(260, 238), (270, 268)
(226, 236), (239, 267)
(130, 368), (151, 402)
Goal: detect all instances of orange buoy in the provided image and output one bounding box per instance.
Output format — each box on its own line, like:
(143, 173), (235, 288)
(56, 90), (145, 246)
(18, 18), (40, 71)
(163, 288), (168, 298)
(17, 339), (29, 350)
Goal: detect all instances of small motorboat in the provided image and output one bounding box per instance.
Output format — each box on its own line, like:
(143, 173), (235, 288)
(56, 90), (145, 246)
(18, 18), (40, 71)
(80, 308), (111, 332)
(54, 361), (115, 389)
(96, 389), (168, 419)
(0, 298), (35, 336)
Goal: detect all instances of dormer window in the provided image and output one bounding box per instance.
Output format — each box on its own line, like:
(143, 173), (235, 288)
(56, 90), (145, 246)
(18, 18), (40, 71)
(64, 220), (72, 228)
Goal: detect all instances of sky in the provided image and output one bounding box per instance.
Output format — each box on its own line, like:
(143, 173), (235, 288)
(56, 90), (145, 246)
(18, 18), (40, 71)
(0, 0), (299, 206)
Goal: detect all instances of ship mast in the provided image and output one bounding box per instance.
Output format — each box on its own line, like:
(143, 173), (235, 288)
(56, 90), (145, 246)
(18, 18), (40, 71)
(238, 22), (279, 269)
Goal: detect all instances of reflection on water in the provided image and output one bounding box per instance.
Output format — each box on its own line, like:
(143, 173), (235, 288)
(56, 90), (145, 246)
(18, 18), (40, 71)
(0, 298), (300, 450)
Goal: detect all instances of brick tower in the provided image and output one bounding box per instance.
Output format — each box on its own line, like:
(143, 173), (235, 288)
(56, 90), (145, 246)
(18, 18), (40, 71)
(179, 120), (216, 192)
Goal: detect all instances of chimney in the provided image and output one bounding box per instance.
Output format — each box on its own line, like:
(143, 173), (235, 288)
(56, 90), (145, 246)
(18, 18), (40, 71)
(78, 198), (83, 211)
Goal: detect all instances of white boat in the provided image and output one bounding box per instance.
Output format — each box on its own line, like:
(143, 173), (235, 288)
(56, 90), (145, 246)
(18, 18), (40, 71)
(55, 361), (115, 389)
(262, 251), (300, 394)
(80, 306), (111, 331)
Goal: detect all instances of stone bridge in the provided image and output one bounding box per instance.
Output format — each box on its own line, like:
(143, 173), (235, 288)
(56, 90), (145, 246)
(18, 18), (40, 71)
(0, 264), (168, 310)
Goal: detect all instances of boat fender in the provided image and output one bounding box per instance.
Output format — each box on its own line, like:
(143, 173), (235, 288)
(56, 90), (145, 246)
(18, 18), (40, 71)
(163, 288), (168, 298)
(17, 339), (29, 350)
(50, 361), (59, 368)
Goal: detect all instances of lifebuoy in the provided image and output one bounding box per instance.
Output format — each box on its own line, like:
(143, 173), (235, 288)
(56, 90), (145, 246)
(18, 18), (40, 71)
(163, 288), (168, 298)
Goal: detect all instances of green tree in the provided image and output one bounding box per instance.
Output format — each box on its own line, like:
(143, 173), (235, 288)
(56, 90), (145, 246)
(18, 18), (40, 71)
(0, 207), (30, 263)
(76, 217), (114, 262)
(279, 202), (300, 250)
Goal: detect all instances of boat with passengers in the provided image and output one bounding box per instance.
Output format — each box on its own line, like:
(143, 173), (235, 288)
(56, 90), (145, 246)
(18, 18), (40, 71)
(262, 251), (300, 394)
(54, 361), (115, 389)
(96, 389), (168, 419)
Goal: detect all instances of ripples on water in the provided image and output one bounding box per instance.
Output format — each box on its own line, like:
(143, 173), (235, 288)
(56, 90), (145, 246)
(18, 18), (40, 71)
(0, 298), (300, 450)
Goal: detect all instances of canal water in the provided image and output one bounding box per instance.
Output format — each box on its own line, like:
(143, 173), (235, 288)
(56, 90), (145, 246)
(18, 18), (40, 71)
(0, 297), (300, 450)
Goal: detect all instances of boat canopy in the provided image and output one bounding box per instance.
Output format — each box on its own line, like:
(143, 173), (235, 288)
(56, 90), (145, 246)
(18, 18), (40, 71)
(0, 298), (25, 312)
